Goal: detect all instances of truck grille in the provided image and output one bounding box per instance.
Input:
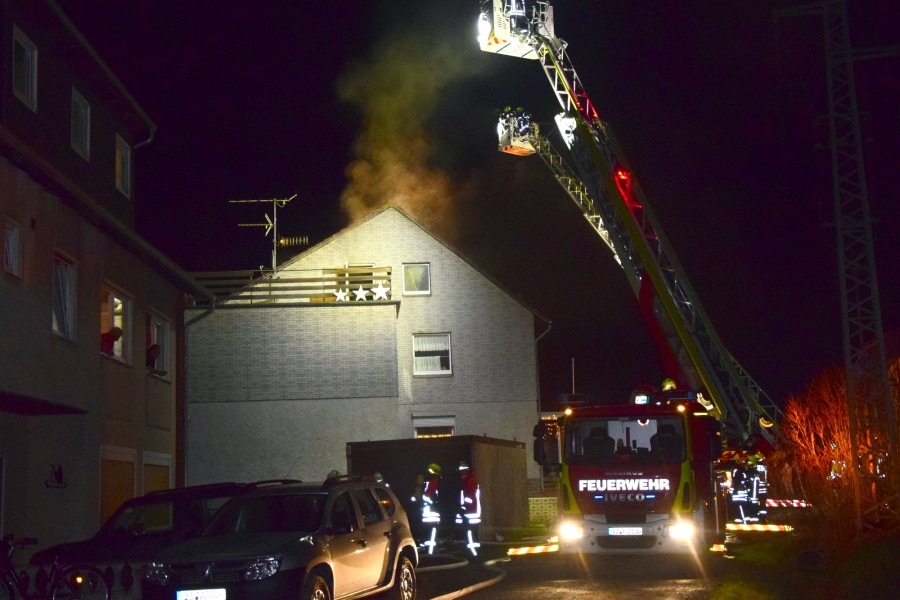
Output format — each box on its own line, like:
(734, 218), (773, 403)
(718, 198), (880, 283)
(598, 535), (658, 550)
(170, 562), (244, 586)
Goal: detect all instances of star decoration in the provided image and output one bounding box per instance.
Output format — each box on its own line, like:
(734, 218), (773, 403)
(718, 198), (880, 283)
(333, 289), (349, 301)
(353, 286), (369, 301)
(371, 281), (391, 300)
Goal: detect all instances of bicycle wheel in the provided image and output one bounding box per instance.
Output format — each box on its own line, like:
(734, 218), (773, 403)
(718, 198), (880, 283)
(50, 565), (109, 600)
(0, 578), (16, 600)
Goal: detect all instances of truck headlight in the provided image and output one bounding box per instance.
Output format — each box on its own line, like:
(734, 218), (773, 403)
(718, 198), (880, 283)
(558, 521), (584, 541)
(244, 556), (281, 581)
(668, 522), (696, 539)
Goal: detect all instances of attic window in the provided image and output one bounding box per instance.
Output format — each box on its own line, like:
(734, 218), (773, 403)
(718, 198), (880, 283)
(403, 263), (430, 295)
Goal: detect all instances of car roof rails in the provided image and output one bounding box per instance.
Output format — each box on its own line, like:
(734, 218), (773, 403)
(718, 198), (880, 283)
(322, 474), (377, 489)
(247, 479), (303, 489)
(142, 482), (243, 497)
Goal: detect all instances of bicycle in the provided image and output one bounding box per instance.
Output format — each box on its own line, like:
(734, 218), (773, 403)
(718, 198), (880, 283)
(1, 534), (110, 600)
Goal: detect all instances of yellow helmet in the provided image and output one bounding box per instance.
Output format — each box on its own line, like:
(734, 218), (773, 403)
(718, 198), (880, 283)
(662, 378), (677, 391)
(427, 463), (441, 475)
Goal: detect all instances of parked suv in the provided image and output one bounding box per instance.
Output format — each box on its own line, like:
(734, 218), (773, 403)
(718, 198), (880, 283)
(31, 481), (293, 567)
(142, 475), (418, 600)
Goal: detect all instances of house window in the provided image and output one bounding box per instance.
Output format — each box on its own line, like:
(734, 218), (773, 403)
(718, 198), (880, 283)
(12, 26), (37, 112)
(413, 333), (451, 375)
(115, 134), (132, 197)
(413, 416), (455, 439)
(403, 263), (431, 295)
(146, 313), (171, 377)
(51, 254), (76, 340)
(100, 284), (131, 361)
(4, 219), (22, 278)
(71, 88), (90, 160)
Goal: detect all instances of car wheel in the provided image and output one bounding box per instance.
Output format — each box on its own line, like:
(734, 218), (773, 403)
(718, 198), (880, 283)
(300, 573), (331, 600)
(386, 555), (416, 600)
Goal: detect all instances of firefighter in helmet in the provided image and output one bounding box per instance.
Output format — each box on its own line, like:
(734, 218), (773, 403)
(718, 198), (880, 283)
(420, 462), (442, 554)
(455, 461), (482, 556)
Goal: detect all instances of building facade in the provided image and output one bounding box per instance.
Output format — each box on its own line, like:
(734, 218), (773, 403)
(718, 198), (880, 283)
(186, 206), (547, 485)
(0, 0), (206, 549)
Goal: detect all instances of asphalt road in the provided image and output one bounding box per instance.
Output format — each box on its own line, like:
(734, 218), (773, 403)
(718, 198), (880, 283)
(413, 528), (900, 600)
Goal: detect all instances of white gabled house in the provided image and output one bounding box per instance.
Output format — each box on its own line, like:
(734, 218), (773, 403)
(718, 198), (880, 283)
(185, 205), (548, 485)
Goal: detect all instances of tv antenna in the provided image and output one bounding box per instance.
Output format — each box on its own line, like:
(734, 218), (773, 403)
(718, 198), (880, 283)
(230, 193), (308, 270)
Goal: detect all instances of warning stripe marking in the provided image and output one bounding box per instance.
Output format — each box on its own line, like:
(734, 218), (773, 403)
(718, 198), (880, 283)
(507, 544), (559, 555)
(726, 523), (794, 532)
(766, 499), (810, 507)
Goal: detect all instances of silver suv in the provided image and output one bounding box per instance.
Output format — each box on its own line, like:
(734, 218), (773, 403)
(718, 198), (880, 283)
(142, 475), (418, 600)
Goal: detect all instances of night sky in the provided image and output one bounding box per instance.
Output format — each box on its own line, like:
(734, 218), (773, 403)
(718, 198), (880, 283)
(56, 1), (898, 408)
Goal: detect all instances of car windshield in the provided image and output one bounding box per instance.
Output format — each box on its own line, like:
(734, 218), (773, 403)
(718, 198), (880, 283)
(565, 417), (686, 466)
(106, 501), (174, 536)
(204, 493), (327, 535)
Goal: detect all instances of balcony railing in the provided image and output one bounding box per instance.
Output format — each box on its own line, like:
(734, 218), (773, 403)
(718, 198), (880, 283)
(189, 266), (393, 306)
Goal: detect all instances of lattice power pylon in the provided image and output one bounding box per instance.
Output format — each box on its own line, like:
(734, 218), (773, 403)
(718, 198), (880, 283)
(782, 0), (897, 531)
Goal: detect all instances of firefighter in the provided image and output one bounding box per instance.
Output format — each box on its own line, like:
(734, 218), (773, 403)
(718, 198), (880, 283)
(420, 463), (442, 555)
(455, 462), (481, 556)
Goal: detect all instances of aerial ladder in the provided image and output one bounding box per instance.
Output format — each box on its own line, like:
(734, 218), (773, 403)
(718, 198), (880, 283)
(477, 0), (781, 450)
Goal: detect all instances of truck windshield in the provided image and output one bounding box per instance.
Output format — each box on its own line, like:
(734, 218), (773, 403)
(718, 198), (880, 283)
(565, 417), (685, 466)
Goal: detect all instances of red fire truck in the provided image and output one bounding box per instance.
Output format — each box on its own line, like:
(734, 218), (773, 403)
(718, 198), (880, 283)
(534, 389), (728, 554)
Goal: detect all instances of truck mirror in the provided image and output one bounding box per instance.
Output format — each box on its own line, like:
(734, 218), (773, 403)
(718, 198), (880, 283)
(533, 421), (559, 466)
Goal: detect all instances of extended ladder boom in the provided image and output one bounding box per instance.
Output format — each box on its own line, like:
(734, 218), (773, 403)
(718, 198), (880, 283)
(481, 0), (781, 446)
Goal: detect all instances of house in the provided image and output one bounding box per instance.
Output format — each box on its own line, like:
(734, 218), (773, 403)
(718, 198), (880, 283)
(185, 205), (548, 487)
(0, 0), (208, 549)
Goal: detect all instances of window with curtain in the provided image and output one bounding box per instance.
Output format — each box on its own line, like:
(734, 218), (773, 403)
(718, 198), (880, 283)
(413, 333), (451, 375)
(51, 254), (76, 340)
(4, 219), (21, 278)
(115, 134), (132, 197)
(403, 263), (430, 295)
(12, 26), (37, 112)
(71, 87), (90, 160)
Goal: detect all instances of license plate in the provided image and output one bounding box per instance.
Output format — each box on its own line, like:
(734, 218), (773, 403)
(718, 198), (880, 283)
(608, 527), (643, 536)
(176, 590), (226, 600)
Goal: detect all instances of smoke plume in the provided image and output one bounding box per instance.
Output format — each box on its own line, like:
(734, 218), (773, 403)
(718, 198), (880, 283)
(337, 19), (485, 241)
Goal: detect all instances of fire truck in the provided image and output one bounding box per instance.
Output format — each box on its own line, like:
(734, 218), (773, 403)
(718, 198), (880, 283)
(534, 388), (728, 554)
(478, 1), (780, 552)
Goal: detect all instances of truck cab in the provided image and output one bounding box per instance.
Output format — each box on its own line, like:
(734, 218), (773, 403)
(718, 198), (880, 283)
(535, 395), (728, 555)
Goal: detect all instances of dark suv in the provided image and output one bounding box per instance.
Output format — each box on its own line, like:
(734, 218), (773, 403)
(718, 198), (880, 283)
(142, 476), (418, 600)
(31, 481), (290, 568)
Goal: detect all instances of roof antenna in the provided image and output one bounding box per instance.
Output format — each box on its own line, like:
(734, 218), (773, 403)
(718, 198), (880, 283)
(230, 194), (307, 270)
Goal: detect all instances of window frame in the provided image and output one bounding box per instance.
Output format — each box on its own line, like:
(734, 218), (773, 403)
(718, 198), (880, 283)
(412, 332), (452, 376)
(71, 87), (91, 160)
(115, 134), (132, 198)
(51, 253), (76, 340)
(100, 282), (132, 362)
(402, 263), (431, 296)
(12, 26), (37, 112)
(413, 415), (456, 439)
(4, 218), (22, 278)
(146, 312), (171, 378)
